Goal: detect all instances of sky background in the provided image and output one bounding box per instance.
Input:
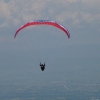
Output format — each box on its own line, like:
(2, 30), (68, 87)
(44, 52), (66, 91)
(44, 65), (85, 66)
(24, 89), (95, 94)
(0, 0), (100, 86)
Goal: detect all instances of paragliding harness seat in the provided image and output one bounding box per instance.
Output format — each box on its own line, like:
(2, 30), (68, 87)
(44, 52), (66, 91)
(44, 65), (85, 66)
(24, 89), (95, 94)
(40, 63), (45, 71)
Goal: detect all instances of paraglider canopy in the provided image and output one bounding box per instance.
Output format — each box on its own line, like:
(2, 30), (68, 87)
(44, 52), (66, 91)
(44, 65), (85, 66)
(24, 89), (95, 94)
(14, 20), (70, 38)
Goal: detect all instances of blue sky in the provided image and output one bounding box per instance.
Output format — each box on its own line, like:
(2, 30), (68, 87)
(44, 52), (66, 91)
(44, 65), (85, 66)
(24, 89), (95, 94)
(0, 0), (100, 84)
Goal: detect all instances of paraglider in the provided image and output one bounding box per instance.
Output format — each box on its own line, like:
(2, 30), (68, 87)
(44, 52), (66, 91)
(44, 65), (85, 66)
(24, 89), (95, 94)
(40, 63), (45, 71)
(14, 20), (70, 38)
(14, 20), (70, 71)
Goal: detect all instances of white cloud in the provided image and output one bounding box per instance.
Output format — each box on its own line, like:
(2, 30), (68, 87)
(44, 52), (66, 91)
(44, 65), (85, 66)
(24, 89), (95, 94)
(0, 1), (11, 18)
(0, 0), (47, 27)
(81, 0), (100, 5)
(80, 12), (93, 23)
(0, 1), (11, 27)
(0, 0), (100, 32)
(55, 0), (78, 4)
(56, 11), (78, 21)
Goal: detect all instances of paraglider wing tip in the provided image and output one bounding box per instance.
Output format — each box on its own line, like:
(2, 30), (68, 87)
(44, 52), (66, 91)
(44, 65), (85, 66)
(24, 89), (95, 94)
(68, 34), (70, 38)
(14, 32), (17, 38)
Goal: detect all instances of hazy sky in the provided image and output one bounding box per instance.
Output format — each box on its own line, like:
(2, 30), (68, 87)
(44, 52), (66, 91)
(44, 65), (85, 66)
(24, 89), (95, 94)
(0, 0), (100, 44)
(0, 0), (100, 83)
